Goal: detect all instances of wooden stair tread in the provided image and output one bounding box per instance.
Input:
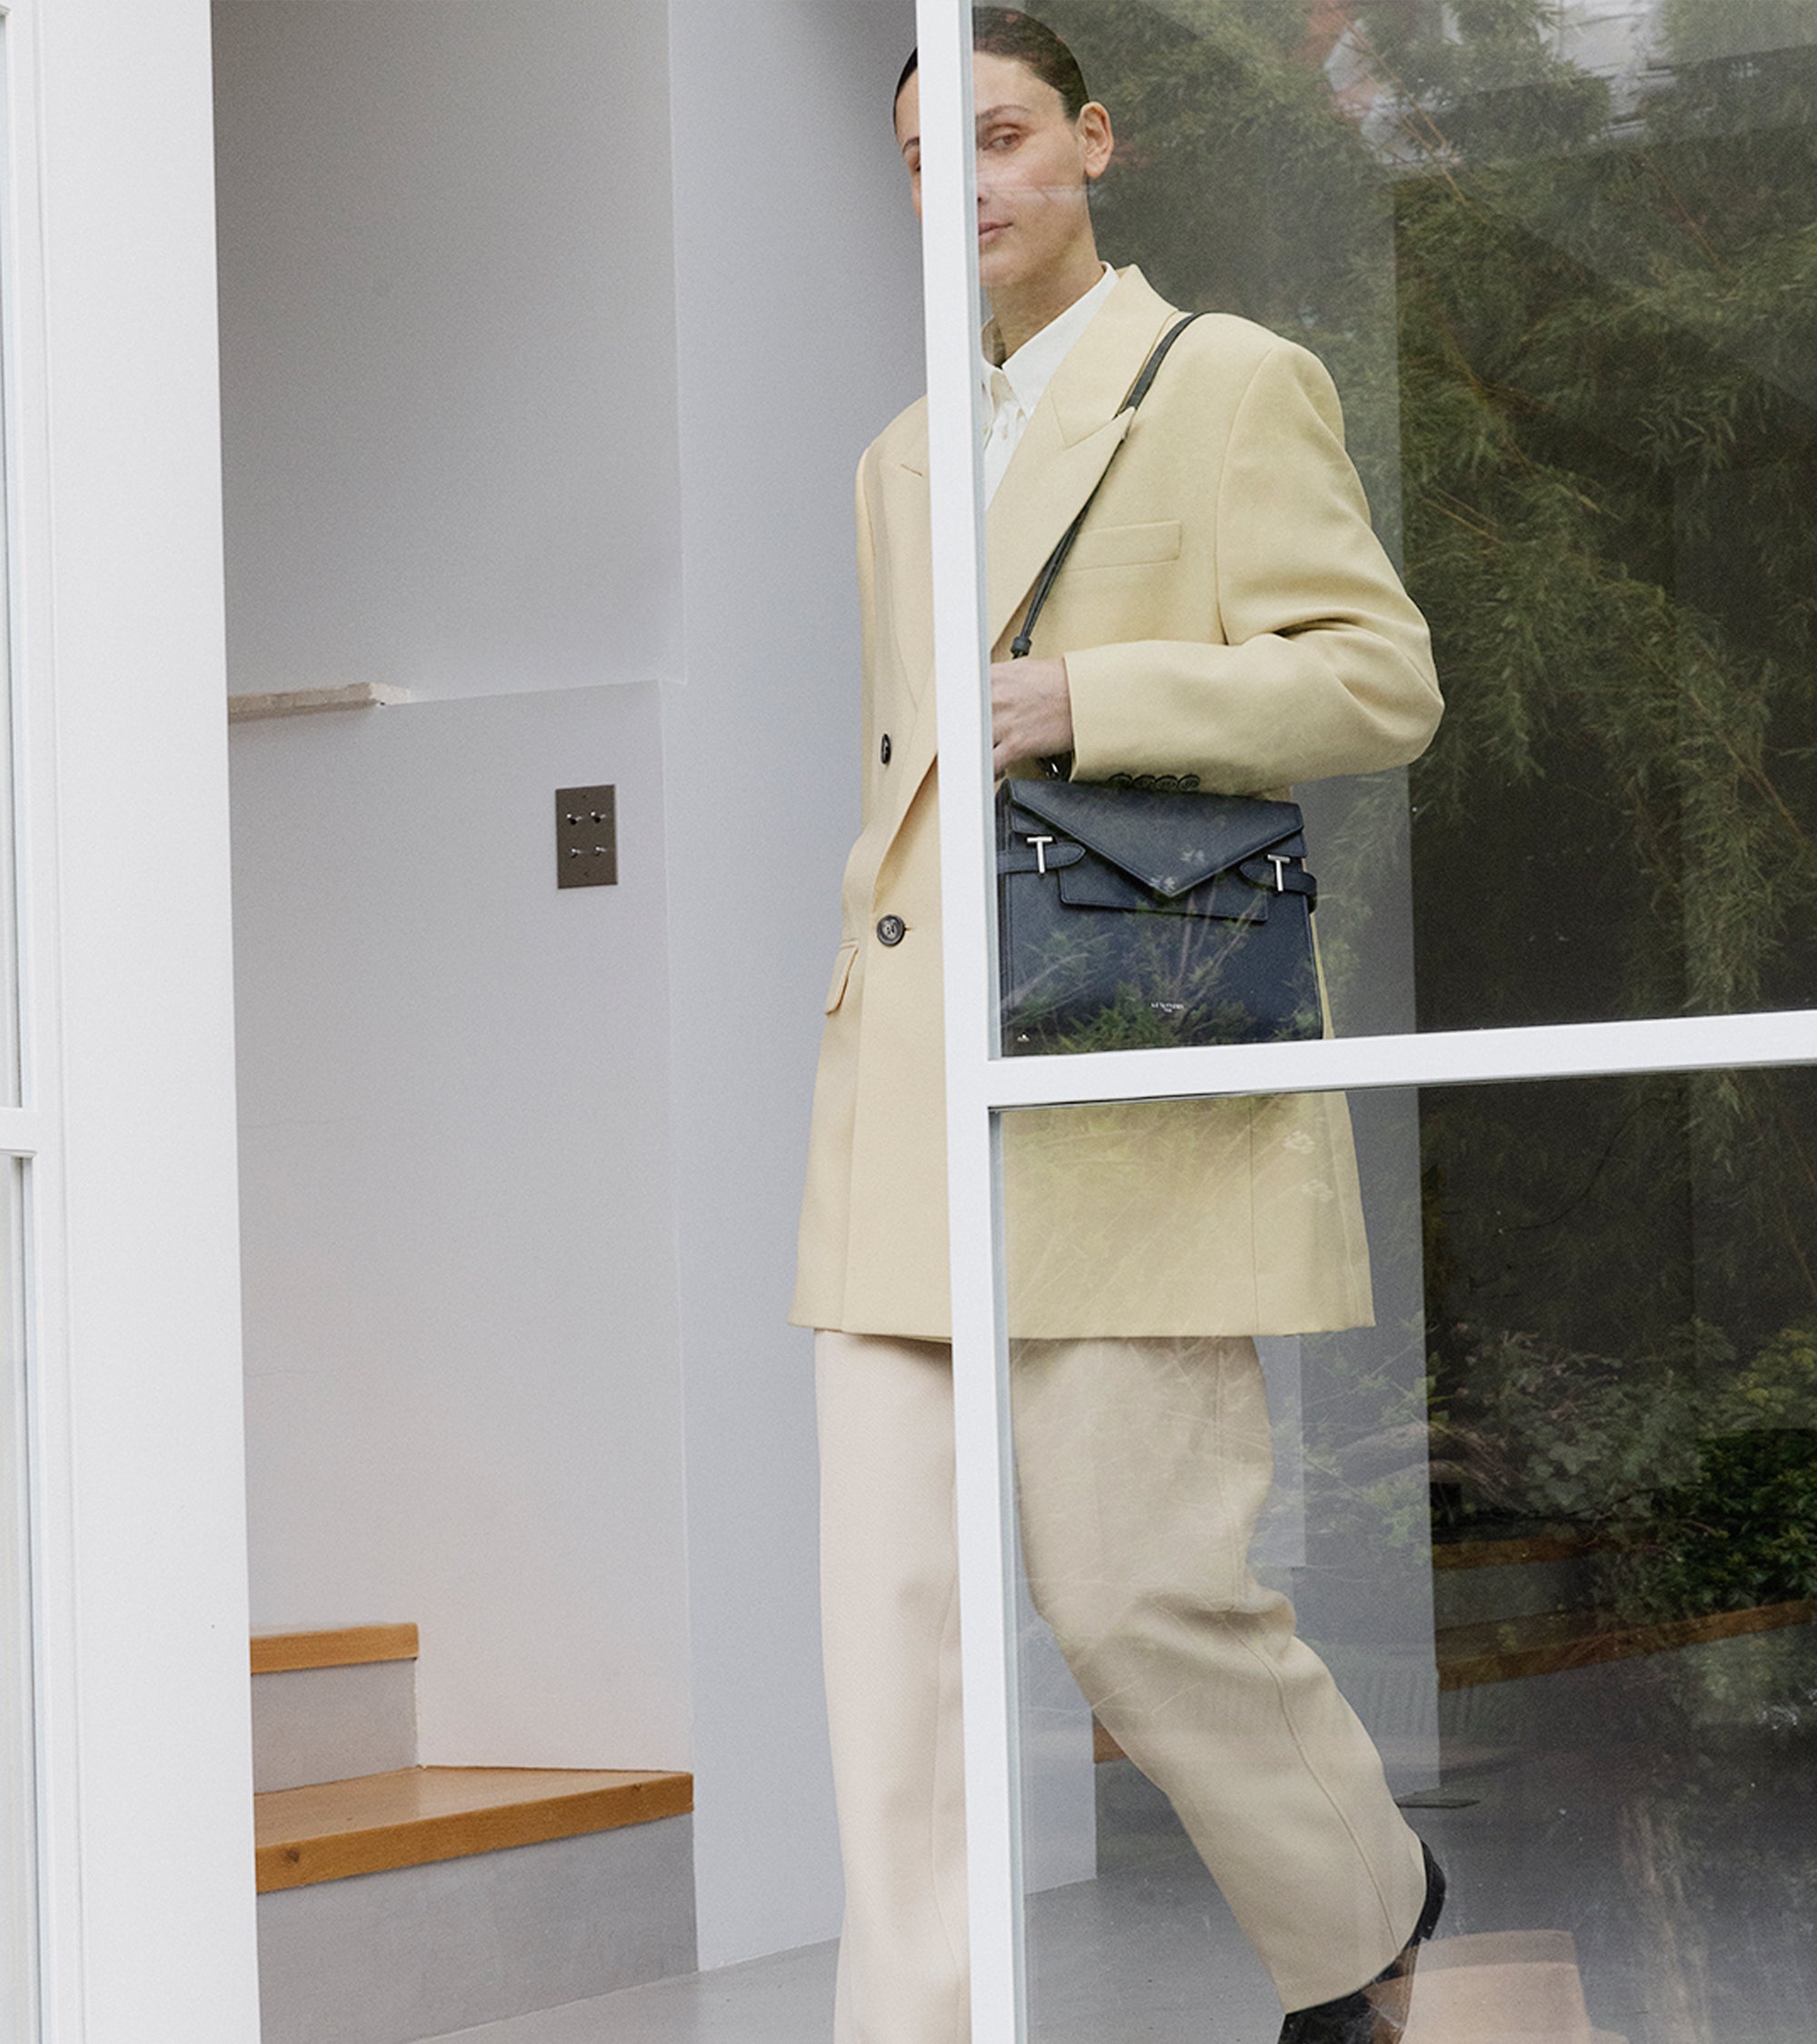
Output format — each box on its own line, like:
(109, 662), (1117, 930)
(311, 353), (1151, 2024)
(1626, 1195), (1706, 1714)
(256, 1764), (693, 1892)
(1438, 1597), (1817, 1689)
(252, 1623), (419, 1674)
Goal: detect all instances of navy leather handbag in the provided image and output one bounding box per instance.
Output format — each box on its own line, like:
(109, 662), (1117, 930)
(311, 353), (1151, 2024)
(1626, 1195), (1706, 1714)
(996, 313), (1322, 1056)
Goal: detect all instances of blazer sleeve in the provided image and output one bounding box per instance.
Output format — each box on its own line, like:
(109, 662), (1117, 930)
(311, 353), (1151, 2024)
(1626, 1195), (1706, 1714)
(1062, 340), (1443, 793)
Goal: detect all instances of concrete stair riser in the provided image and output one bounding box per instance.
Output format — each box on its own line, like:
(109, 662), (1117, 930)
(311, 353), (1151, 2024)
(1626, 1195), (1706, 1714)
(257, 1817), (697, 2044)
(253, 1658), (418, 1792)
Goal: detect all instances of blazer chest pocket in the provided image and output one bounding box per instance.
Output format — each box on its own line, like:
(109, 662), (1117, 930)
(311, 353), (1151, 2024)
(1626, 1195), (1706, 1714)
(1065, 519), (1181, 571)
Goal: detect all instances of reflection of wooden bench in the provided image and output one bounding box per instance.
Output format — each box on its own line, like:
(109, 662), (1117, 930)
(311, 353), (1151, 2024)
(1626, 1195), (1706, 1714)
(1405, 1930), (1626, 2043)
(252, 1625), (695, 2044)
(1089, 1533), (1817, 1759)
(1432, 1533), (1817, 1687)
(1438, 1594), (1817, 1688)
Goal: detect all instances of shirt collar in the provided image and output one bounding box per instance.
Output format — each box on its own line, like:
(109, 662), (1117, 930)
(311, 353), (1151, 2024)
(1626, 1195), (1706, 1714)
(979, 262), (1117, 417)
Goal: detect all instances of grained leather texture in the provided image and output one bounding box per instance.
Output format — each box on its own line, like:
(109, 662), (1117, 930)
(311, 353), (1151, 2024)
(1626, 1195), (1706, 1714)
(1057, 859), (1265, 921)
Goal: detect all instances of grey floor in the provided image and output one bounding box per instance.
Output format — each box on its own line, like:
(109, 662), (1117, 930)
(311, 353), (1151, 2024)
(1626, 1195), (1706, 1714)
(438, 1628), (1817, 2044)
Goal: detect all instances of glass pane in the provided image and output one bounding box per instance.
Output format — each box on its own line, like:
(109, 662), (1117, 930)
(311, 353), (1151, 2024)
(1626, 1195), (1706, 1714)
(999, 1068), (1817, 2040)
(980, 0), (1817, 1050)
(0, 1161), (35, 2037)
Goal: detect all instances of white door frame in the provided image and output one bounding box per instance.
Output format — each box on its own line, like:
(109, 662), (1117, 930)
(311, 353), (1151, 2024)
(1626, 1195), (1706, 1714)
(1, 3), (260, 2038)
(908, 2), (1817, 2034)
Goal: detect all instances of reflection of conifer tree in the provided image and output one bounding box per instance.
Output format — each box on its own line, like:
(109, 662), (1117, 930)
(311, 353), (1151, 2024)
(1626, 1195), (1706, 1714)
(1036, 0), (1817, 1522)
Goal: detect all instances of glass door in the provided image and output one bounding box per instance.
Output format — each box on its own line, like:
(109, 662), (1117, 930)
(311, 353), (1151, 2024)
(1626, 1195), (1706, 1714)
(912, 2), (1817, 2035)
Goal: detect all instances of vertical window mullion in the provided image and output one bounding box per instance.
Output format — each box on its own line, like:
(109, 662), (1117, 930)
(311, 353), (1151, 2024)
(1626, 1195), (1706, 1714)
(917, 0), (1028, 2036)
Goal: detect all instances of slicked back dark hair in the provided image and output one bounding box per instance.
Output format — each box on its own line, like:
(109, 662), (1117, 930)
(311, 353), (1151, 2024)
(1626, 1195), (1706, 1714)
(894, 9), (1090, 123)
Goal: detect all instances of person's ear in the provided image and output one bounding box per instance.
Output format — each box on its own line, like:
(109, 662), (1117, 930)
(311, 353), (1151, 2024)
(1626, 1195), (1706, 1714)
(1078, 102), (1114, 182)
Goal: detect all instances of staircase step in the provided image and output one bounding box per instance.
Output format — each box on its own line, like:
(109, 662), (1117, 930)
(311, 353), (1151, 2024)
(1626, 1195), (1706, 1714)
(255, 1764), (693, 1893)
(251, 1625), (422, 1792)
(252, 1622), (419, 1674)
(1437, 1597), (1817, 1689)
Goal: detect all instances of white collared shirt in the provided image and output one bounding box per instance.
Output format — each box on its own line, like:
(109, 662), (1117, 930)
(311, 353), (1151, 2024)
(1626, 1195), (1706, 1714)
(980, 262), (1117, 504)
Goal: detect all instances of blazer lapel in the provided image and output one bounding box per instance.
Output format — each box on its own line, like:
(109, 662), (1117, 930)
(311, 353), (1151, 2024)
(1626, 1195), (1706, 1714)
(983, 404), (1132, 652)
(857, 413), (939, 865)
(874, 269), (1181, 853)
(983, 265), (1178, 651)
(885, 409), (933, 709)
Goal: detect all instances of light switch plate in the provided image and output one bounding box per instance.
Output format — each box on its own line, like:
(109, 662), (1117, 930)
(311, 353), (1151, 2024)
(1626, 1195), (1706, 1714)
(556, 785), (617, 888)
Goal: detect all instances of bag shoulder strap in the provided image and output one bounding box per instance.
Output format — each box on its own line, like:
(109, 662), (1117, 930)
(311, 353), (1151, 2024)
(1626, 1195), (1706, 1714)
(1009, 311), (1206, 660)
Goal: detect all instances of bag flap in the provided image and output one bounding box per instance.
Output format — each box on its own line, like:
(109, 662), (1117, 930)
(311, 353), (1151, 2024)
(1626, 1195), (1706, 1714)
(1005, 779), (1305, 901)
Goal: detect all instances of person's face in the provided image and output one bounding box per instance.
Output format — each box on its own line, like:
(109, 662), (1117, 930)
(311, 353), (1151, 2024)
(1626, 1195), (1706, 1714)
(895, 52), (1113, 297)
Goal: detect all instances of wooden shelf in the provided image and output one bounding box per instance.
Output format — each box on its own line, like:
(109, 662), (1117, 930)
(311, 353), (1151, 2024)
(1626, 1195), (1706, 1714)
(252, 1624), (420, 1675)
(229, 682), (412, 723)
(255, 1765), (693, 1893)
(1438, 1597), (1817, 1690)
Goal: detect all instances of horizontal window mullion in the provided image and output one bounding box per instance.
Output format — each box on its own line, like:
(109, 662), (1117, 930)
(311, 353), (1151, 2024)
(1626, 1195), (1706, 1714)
(976, 1009), (1817, 1112)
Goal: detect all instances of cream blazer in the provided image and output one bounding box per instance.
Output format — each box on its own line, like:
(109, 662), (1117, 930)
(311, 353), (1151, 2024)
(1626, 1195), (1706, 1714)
(790, 267), (1442, 1342)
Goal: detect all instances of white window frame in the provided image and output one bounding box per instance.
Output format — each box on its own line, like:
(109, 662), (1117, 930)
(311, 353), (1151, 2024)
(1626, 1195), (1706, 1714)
(909, 2), (1817, 2035)
(0, 3), (260, 2039)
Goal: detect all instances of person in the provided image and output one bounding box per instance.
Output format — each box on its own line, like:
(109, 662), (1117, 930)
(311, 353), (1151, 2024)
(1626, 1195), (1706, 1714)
(791, 12), (1448, 2041)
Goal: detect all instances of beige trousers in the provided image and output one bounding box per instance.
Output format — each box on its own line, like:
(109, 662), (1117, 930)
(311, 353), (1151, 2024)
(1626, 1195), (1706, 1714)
(815, 1328), (1427, 2043)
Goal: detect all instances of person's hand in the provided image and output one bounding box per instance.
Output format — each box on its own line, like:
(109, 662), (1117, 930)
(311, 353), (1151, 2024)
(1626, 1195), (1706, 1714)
(990, 656), (1074, 776)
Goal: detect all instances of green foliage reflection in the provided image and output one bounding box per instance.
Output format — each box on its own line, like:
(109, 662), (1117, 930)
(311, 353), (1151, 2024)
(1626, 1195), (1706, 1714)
(1029, 0), (1817, 1622)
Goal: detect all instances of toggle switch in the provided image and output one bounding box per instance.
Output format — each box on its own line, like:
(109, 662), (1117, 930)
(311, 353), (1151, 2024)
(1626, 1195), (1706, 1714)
(556, 784), (617, 888)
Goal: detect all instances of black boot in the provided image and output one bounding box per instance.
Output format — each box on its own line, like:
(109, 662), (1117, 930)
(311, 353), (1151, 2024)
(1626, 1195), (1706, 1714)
(1276, 1841), (1447, 2043)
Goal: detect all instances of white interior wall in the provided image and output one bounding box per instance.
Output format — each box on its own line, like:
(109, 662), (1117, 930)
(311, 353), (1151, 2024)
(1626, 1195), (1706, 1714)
(232, 687), (690, 1768)
(213, 0), (682, 702)
(219, 0), (947, 1966)
(215, 0), (693, 1768)
(661, 0), (925, 1968)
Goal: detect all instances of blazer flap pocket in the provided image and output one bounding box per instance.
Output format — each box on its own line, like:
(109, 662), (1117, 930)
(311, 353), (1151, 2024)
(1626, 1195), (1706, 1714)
(1065, 520), (1181, 571)
(823, 940), (859, 1013)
